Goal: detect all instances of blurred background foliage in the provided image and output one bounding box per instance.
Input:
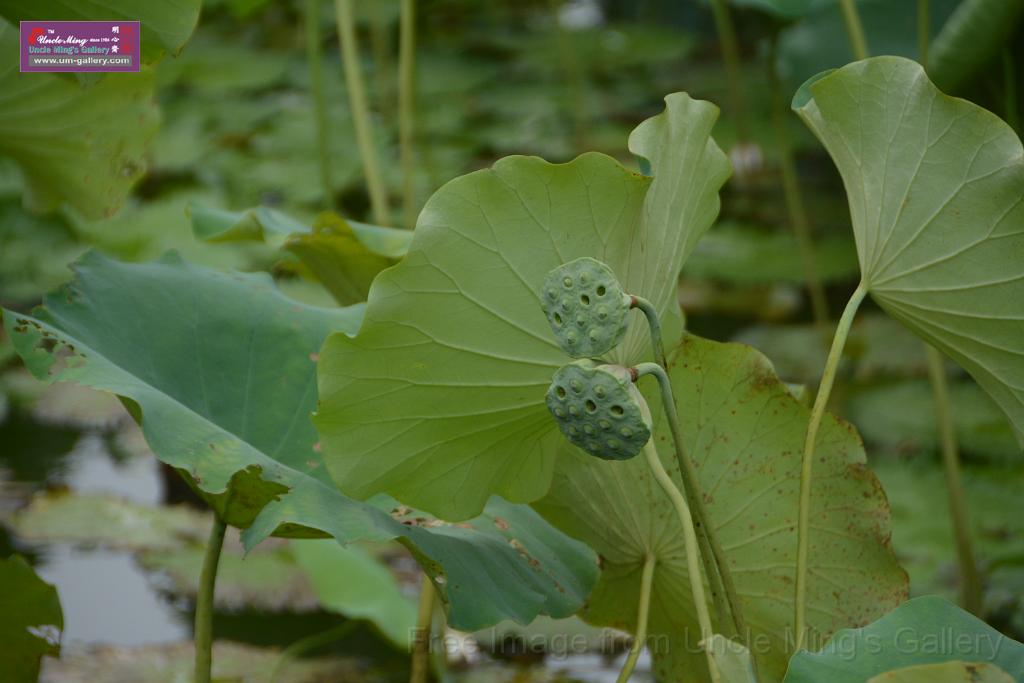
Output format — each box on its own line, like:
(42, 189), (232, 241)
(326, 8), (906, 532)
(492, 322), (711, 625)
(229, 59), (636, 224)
(1, 0), (1023, 681)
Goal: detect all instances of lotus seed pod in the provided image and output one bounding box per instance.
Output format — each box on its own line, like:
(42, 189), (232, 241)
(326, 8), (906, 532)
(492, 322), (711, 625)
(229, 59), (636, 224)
(540, 258), (631, 358)
(545, 360), (652, 460)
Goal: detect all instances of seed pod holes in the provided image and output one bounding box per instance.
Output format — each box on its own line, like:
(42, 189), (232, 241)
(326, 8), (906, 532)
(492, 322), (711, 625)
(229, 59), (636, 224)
(540, 258), (631, 358)
(545, 360), (651, 460)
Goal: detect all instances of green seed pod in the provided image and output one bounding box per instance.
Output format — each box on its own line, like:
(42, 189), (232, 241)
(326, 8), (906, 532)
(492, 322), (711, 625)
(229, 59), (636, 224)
(540, 257), (631, 358)
(545, 360), (652, 460)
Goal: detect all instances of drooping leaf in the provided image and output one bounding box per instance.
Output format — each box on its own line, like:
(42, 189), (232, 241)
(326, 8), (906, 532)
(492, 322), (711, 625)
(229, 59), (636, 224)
(291, 540), (417, 647)
(243, 486), (600, 631)
(316, 92), (730, 520)
(4, 251), (362, 527)
(866, 661), (1014, 683)
(0, 555), (63, 683)
(189, 204), (413, 304)
(783, 596), (1024, 683)
(0, 0), (201, 63)
(793, 56), (1024, 446)
(0, 24), (158, 218)
(3, 252), (597, 630)
(928, 0), (1024, 93)
(534, 335), (907, 683)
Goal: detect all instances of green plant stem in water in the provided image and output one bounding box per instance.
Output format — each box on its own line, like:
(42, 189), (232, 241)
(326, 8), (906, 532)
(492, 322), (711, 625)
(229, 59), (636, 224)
(794, 282), (868, 650)
(708, 0), (749, 142)
(194, 516), (227, 683)
(305, 0), (333, 208)
(616, 553), (656, 683)
(271, 621), (357, 683)
(839, 0), (870, 61)
(335, 0), (392, 226)
(634, 360), (751, 656)
(399, 0), (417, 229)
(768, 39), (830, 333)
(926, 345), (983, 614)
(640, 438), (720, 683)
(409, 573), (435, 683)
(918, 0), (930, 68)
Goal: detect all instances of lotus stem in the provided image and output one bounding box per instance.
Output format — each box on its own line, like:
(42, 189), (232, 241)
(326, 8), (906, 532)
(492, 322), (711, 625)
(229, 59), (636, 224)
(335, 0), (392, 226)
(615, 553), (656, 683)
(409, 573), (435, 683)
(926, 345), (983, 614)
(399, 0), (417, 229)
(631, 356), (751, 655)
(630, 296), (667, 369)
(794, 282), (868, 649)
(839, 0), (870, 61)
(305, 0), (333, 208)
(640, 438), (720, 683)
(194, 515), (227, 683)
(708, 0), (749, 143)
(768, 36), (830, 335)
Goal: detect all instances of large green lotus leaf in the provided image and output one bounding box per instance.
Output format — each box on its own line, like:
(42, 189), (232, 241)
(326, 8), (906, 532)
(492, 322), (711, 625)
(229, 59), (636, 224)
(0, 555), (62, 683)
(3, 251), (361, 527)
(793, 56), (1024, 446)
(316, 92), (730, 520)
(784, 596), (1024, 683)
(3, 252), (598, 630)
(534, 335), (907, 683)
(0, 24), (158, 219)
(243, 484), (599, 632)
(0, 0), (200, 63)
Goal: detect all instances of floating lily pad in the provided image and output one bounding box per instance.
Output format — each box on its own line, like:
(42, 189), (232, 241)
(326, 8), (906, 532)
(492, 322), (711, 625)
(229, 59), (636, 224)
(0, 555), (62, 683)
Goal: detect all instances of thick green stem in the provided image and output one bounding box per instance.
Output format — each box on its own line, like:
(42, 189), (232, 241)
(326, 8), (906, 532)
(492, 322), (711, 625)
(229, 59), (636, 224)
(334, 0), (392, 226)
(768, 39), (830, 333)
(305, 0), (334, 208)
(634, 361), (751, 653)
(631, 296), (667, 369)
(271, 621), (357, 683)
(918, 0), (930, 68)
(194, 516), (227, 683)
(708, 0), (749, 143)
(409, 573), (435, 683)
(926, 345), (983, 614)
(399, 0), (417, 229)
(839, 0), (870, 61)
(616, 553), (656, 683)
(794, 282), (868, 649)
(641, 439), (720, 683)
